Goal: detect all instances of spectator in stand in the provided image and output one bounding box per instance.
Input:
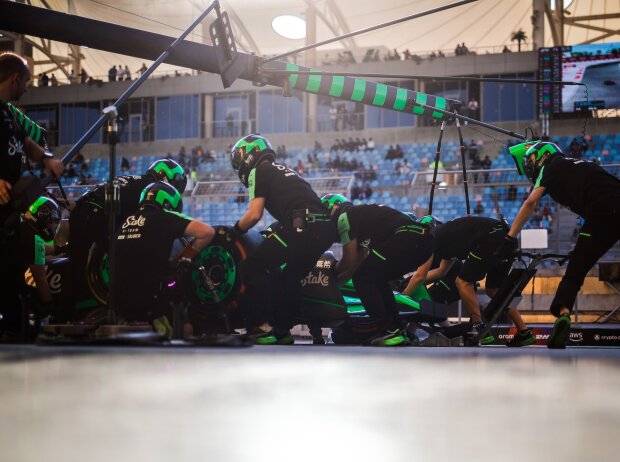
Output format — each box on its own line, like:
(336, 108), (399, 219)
(403, 49), (411, 60)
(108, 65), (117, 82)
(79, 68), (88, 84)
(296, 159), (304, 176)
(138, 63), (147, 76)
(401, 160), (411, 176)
(123, 65), (131, 81)
(394, 144), (404, 159)
(467, 98), (479, 118)
(178, 146), (186, 167)
(351, 183), (361, 201)
(386, 145), (396, 160)
(366, 137), (375, 152)
(438, 50), (445, 58)
(468, 139), (479, 161)
(359, 183), (373, 200)
(474, 199), (484, 215)
(330, 139), (340, 153)
(502, 46), (511, 53)
(359, 138), (367, 151)
(507, 184), (518, 202)
(50, 74), (58, 86)
(542, 205), (554, 223)
(165, 152), (173, 160)
(329, 106), (338, 131)
(68, 69), (77, 85)
(235, 186), (246, 204)
(568, 136), (589, 159)
(346, 137), (355, 152)
(121, 156), (131, 172)
(482, 155), (492, 182)
(313, 140), (322, 154)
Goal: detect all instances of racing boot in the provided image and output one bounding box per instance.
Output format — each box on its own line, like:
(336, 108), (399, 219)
(153, 316), (173, 340)
(547, 313), (571, 349)
(274, 328), (295, 345)
(248, 326), (278, 345)
(368, 328), (407, 347)
(506, 328), (536, 347)
(469, 322), (495, 346)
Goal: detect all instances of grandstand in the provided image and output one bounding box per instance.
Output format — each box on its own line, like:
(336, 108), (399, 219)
(48, 132), (620, 261)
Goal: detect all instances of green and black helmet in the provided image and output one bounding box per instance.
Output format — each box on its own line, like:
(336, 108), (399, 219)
(23, 196), (61, 242)
(146, 158), (187, 194)
(321, 193), (348, 211)
(230, 134), (275, 187)
(139, 181), (183, 213)
(509, 141), (563, 184)
(321, 193), (352, 219)
(419, 215), (442, 236)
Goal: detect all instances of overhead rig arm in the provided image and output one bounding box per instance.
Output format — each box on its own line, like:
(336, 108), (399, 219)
(256, 62), (461, 122)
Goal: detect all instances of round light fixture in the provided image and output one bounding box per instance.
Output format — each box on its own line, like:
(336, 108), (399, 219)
(272, 15), (306, 40)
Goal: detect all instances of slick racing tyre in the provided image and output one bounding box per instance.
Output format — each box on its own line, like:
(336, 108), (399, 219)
(187, 226), (262, 329)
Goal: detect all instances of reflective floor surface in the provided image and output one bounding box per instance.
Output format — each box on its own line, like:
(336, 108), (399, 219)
(1, 345), (619, 462)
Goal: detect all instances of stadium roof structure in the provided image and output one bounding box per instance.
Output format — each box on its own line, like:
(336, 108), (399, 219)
(1, 0), (619, 81)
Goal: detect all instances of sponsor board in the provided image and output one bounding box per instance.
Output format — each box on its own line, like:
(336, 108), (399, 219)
(490, 326), (620, 347)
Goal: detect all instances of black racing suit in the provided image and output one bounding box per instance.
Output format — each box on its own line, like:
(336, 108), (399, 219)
(69, 175), (152, 310)
(0, 99), (28, 332)
(434, 216), (511, 289)
(337, 204), (434, 331)
(533, 156), (620, 316)
(113, 204), (192, 322)
(243, 161), (335, 331)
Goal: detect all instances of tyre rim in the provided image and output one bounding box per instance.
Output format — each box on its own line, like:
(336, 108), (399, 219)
(192, 245), (237, 302)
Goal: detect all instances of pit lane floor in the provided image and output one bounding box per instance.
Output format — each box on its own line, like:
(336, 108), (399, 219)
(1, 344), (619, 462)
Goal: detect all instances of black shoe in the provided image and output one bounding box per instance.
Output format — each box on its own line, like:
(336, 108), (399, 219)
(273, 328), (294, 345)
(547, 314), (571, 349)
(312, 336), (326, 345)
(506, 328), (536, 347)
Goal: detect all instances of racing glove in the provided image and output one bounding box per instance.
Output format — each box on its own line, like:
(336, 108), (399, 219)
(224, 221), (246, 242)
(176, 256), (196, 272)
(496, 235), (519, 260)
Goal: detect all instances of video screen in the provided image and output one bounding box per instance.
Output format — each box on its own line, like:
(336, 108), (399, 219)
(561, 43), (620, 113)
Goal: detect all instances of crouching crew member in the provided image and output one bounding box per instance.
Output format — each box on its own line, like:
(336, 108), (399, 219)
(69, 158), (186, 310)
(501, 141), (620, 348)
(404, 215), (535, 347)
(323, 194), (434, 346)
(113, 182), (214, 332)
(229, 134), (335, 344)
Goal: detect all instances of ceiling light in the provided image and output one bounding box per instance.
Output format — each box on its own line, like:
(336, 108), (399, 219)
(272, 15), (306, 40)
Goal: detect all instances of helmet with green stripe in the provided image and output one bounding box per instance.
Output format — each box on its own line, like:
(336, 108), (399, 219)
(139, 182), (183, 213)
(230, 134), (275, 187)
(321, 193), (352, 218)
(419, 215), (442, 236)
(146, 158), (187, 194)
(23, 196), (61, 242)
(321, 193), (348, 211)
(509, 141), (563, 184)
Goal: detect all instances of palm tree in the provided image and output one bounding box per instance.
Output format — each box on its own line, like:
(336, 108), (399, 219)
(511, 29), (528, 52)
